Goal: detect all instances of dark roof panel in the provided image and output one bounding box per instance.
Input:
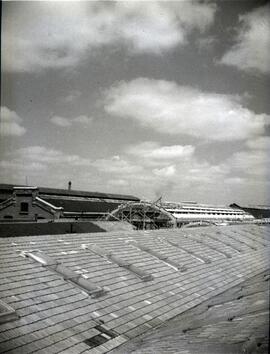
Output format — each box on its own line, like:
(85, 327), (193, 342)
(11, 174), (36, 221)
(0, 183), (140, 201)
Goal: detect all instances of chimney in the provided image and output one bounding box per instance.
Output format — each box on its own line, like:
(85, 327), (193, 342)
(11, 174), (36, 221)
(68, 181), (72, 191)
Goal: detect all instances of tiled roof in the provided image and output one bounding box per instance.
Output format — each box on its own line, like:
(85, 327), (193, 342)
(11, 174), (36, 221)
(120, 271), (269, 353)
(0, 224), (269, 353)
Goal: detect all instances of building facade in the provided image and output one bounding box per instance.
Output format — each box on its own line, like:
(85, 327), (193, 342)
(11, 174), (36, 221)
(0, 187), (63, 221)
(0, 184), (139, 221)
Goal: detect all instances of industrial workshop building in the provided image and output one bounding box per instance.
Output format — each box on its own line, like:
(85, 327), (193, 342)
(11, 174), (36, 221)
(162, 201), (254, 224)
(0, 184), (139, 221)
(0, 184), (258, 236)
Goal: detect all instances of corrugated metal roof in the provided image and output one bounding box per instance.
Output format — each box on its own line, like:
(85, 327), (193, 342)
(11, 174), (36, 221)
(0, 224), (269, 353)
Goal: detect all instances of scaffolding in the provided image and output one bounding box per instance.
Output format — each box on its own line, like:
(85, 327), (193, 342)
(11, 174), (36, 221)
(106, 201), (177, 230)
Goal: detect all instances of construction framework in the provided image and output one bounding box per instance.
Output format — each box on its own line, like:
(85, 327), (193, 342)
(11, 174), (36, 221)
(106, 201), (177, 230)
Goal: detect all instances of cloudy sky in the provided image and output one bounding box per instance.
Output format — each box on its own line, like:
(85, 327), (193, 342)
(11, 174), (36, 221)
(1, 0), (270, 205)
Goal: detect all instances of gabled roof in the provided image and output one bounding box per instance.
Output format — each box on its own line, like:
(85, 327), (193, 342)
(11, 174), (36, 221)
(34, 196), (63, 212)
(0, 196), (15, 212)
(0, 224), (269, 353)
(0, 195), (62, 218)
(231, 203), (270, 211)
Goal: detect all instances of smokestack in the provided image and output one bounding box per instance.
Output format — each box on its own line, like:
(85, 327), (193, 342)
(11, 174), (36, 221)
(68, 181), (72, 191)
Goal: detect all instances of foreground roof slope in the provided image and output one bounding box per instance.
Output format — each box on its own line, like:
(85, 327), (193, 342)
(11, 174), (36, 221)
(0, 224), (269, 353)
(118, 271), (269, 353)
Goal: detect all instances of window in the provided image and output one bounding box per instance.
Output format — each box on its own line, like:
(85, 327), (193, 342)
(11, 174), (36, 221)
(20, 202), (29, 214)
(4, 215), (13, 219)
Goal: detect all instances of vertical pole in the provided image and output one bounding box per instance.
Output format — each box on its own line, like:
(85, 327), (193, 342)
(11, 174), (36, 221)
(142, 203), (146, 230)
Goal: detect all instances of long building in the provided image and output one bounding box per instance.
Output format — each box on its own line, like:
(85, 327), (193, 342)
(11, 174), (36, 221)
(0, 184), (139, 221)
(162, 201), (254, 225)
(0, 184), (255, 229)
(230, 203), (270, 219)
(109, 200), (254, 229)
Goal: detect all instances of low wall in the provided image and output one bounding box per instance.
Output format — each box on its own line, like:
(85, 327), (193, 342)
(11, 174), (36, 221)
(0, 221), (106, 237)
(92, 221), (135, 232)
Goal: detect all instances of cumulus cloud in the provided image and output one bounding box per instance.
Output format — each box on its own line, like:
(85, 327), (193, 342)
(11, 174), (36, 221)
(104, 78), (267, 141)
(1, 146), (90, 168)
(221, 135), (270, 184)
(92, 142), (197, 188)
(87, 138), (269, 202)
(2, 140), (267, 203)
(219, 4), (270, 74)
(127, 142), (194, 160)
(108, 179), (129, 187)
(20, 146), (91, 166)
(0, 145), (92, 186)
(153, 165), (176, 177)
(246, 136), (270, 150)
(92, 156), (142, 175)
(50, 116), (71, 127)
(50, 115), (92, 127)
(73, 115), (92, 124)
(197, 36), (217, 51)
(0, 106), (26, 136)
(3, 1), (216, 72)
(0, 160), (45, 172)
(225, 149), (269, 178)
(61, 90), (82, 104)
(86, 143), (233, 201)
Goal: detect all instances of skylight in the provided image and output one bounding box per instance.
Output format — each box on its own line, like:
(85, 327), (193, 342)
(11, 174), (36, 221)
(130, 241), (187, 272)
(208, 232), (243, 253)
(27, 252), (59, 266)
(165, 239), (211, 264)
(229, 230), (258, 250)
(0, 299), (18, 324)
(185, 234), (232, 259)
(84, 244), (154, 281)
(26, 252), (107, 298)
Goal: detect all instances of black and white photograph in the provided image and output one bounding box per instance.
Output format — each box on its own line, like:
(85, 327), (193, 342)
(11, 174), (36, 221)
(0, 1), (269, 353)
